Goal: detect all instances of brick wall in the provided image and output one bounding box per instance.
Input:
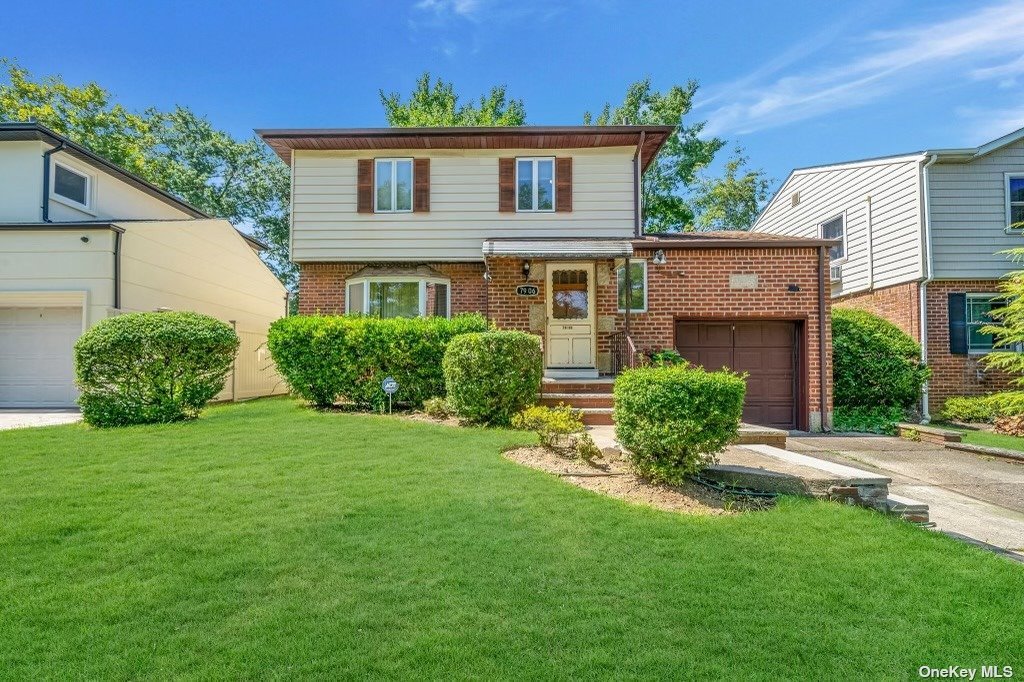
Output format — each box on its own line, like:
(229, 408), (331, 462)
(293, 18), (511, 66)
(925, 279), (1015, 414)
(833, 281), (921, 341)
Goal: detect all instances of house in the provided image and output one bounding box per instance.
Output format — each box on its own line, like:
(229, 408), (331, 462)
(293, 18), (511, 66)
(752, 126), (1024, 419)
(259, 125), (833, 430)
(0, 121), (289, 408)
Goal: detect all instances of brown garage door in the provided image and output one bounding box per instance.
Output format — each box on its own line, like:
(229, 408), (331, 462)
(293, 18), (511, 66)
(675, 321), (798, 429)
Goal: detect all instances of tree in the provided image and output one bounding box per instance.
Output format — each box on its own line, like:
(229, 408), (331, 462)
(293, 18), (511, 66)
(584, 78), (724, 232)
(982, 249), (1024, 382)
(0, 61), (295, 288)
(381, 72), (526, 127)
(692, 149), (772, 229)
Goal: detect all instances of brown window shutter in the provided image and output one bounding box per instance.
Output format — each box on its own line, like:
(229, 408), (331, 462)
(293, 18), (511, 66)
(498, 157), (515, 212)
(413, 158), (430, 212)
(357, 159), (373, 213)
(555, 157), (572, 212)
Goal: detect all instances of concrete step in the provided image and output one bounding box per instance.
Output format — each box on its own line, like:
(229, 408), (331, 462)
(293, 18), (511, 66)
(734, 424), (787, 448)
(898, 422), (962, 444)
(581, 408), (614, 426)
(541, 379), (614, 394)
(885, 493), (930, 523)
(539, 393), (614, 409)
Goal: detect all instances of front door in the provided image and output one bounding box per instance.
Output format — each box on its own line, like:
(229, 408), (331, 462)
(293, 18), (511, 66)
(545, 262), (596, 369)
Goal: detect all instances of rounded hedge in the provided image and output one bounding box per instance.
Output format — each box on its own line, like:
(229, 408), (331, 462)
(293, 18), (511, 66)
(74, 311), (239, 427)
(832, 308), (930, 409)
(614, 365), (746, 484)
(442, 331), (542, 426)
(268, 313), (489, 409)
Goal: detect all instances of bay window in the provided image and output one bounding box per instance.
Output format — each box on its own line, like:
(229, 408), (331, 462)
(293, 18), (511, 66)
(345, 276), (450, 318)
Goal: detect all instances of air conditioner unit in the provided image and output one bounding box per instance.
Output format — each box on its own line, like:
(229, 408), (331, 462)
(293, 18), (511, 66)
(829, 264), (843, 282)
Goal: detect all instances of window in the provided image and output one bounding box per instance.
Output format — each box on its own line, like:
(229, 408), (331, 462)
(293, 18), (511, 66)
(819, 214), (846, 262)
(516, 158), (554, 212)
(375, 159), (413, 213)
(966, 294), (999, 354)
(53, 163), (90, 208)
(551, 269), (589, 319)
(1007, 174), (1024, 230)
(616, 260), (647, 313)
(791, 191), (800, 207)
(345, 276), (450, 318)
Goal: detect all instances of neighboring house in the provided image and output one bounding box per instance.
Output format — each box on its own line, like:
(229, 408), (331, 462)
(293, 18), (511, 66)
(753, 126), (1024, 419)
(259, 126), (833, 430)
(0, 122), (289, 408)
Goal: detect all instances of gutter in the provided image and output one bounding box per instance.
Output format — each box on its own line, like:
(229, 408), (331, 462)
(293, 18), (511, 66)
(41, 141), (67, 222)
(919, 154), (939, 422)
(818, 245), (829, 432)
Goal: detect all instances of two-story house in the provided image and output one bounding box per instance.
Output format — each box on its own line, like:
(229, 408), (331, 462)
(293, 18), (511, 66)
(260, 125), (834, 430)
(0, 121), (288, 408)
(753, 126), (1024, 420)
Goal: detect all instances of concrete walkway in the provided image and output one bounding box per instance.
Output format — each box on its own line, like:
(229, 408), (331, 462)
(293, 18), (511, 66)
(0, 409), (82, 431)
(788, 434), (1024, 558)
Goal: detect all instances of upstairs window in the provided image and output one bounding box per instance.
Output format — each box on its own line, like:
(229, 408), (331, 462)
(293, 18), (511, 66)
(53, 163), (90, 209)
(375, 159), (413, 213)
(1008, 175), (1024, 230)
(819, 214), (846, 263)
(516, 158), (554, 212)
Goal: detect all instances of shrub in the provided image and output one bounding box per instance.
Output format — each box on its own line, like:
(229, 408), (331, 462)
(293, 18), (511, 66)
(268, 314), (489, 409)
(832, 405), (905, 435)
(74, 311), (238, 427)
(512, 404), (585, 449)
(648, 349), (686, 367)
(443, 331), (542, 426)
(575, 432), (602, 462)
(422, 397), (452, 419)
(832, 309), (930, 409)
(614, 365), (746, 484)
(941, 392), (1024, 423)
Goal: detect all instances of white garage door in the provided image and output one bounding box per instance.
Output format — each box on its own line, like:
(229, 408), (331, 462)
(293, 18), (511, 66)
(0, 307), (82, 408)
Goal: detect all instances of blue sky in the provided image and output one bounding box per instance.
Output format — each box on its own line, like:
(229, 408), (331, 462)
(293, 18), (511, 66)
(4, 0), (1024, 188)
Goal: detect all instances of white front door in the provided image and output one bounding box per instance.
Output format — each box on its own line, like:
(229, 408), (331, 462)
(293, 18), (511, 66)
(545, 262), (596, 370)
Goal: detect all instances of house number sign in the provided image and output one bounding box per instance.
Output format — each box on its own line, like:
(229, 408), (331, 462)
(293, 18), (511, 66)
(516, 284), (540, 297)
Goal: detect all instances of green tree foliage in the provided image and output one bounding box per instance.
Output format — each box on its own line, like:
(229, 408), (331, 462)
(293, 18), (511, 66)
(0, 60), (294, 288)
(983, 249), (1024, 382)
(585, 79), (713, 231)
(693, 149), (772, 229)
(381, 73), (526, 127)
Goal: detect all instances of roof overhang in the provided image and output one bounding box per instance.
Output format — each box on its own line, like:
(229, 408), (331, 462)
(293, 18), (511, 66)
(348, 264), (449, 279)
(256, 125), (674, 171)
(635, 231), (837, 249)
(0, 122), (208, 219)
(483, 238), (633, 259)
(0, 220), (124, 233)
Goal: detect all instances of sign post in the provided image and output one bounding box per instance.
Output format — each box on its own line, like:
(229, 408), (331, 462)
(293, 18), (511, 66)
(382, 376), (398, 414)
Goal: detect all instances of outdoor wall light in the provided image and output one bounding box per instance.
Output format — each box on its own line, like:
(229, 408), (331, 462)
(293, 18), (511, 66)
(522, 260), (531, 281)
(652, 249), (667, 265)
(788, 284), (801, 292)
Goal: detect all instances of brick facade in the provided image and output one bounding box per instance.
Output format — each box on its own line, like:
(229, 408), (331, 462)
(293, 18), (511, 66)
(831, 279), (1015, 416)
(834, 281), (921, 341)
(296, 245), (831, 430)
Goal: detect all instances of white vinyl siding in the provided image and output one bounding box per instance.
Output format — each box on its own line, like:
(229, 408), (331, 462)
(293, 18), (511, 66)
(290, 147), (635, 262)
(753, 156), (924, 296)
(929, 139), (1024, 279)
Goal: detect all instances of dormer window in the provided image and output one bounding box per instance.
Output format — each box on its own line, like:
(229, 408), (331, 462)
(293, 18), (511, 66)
(516, 158), (554, 212)
(53, 162), (91, 209)
(375, 158), (413, 213)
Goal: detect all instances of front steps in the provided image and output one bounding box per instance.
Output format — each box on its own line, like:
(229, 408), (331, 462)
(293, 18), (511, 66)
(540, 378), (614, 425)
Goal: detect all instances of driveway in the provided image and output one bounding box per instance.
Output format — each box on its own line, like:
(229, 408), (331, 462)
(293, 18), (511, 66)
(789, 434), (1024, 558)
(0, 409), (82, 430)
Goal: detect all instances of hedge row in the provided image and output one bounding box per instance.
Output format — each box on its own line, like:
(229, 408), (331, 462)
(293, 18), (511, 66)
(267, 314), (489, 409)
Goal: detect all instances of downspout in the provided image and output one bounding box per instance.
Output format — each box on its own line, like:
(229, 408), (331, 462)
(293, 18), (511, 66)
(818, 245), (829, 432)
(623, 255), (631, 335)
(41, 141), (67, 222)
(919, 154), (939, 422)
(112, 228), (123, 310)
(632, 132), (645, 237)
(865, 195), (874, 290)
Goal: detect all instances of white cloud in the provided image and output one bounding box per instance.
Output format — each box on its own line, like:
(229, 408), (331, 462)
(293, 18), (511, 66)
(956, 102), (1024, 143)
(414, 0), (482, 19)
(699, 1), (1024, 136)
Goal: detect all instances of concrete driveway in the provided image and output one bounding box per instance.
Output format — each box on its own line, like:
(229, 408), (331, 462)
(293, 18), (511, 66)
(0, 409), (82, 431)
(789, 434), (1024, 558)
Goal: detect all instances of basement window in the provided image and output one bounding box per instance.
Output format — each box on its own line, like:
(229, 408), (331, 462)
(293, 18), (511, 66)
(53, 162), (91, 209)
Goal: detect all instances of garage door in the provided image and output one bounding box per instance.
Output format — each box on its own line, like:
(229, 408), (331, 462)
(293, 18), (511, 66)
(675, 321), (798, 429)
(0, 307), (82, 408)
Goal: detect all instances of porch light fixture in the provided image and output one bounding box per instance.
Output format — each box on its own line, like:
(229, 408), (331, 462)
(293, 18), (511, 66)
(652, 249), (667, 265)
(521, 260), (531, 281)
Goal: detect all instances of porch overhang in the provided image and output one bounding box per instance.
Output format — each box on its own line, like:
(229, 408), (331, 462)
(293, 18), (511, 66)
(482, 238), (633, 259)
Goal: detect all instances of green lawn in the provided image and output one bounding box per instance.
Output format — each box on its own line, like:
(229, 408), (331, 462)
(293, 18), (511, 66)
(944, 425), (1024, 453)
(1, 398), (1022, 679)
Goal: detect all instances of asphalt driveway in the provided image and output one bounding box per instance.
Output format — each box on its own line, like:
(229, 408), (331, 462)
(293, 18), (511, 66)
(789, 434), (1024, 557)
(0, 409), (82, 430)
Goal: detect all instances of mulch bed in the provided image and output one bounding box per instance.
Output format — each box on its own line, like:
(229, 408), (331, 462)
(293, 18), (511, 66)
(503, 446), (772, 515)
